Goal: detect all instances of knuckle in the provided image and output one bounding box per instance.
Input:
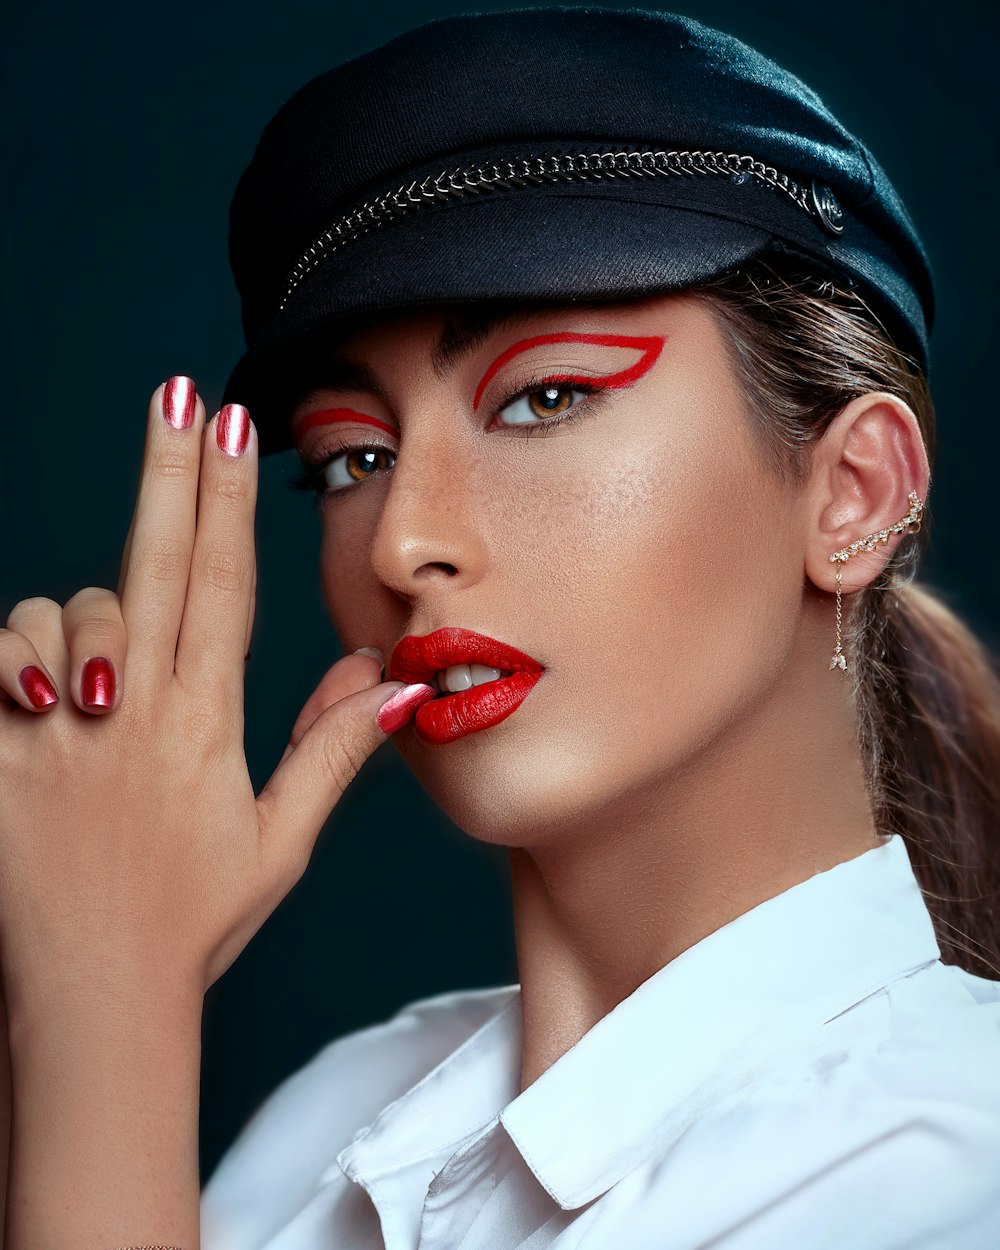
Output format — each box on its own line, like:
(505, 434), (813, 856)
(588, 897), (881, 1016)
(214, 473), (252, 505)
(0, 626), (26, 654)
(73, 617), (123, 648)
(63, 585), (123, 618)
(322, 732), (365, 786)
(141, 536), (189, 584)
(6, 596), (61, 630)
(202, 550), (250, 597)
(149, 450), (193, 481)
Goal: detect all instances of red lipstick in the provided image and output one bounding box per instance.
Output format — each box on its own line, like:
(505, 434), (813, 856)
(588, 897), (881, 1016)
(389, 627), (544, 745)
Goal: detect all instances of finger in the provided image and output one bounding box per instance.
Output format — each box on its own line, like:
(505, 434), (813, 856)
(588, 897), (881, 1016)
(118, 376), (206, 693)
(244, 561), (258, 661)
(116, 510), (135, 600)
(0, 627), (61, 711)
(285, 649), (385, 753)
(174, 406), (257, 703)
(1, 598), (67, 711)
(272, 650), (386, 768)
(257, 679), (433, 885)
(61, 587), (128, 714)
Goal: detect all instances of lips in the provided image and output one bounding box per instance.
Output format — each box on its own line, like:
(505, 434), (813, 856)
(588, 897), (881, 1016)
(388, 627), (545, 745)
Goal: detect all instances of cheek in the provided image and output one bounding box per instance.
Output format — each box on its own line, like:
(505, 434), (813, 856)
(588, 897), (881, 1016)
(479, 408), (790, 807)
(509, 412), (745, 659)
(317, 514), (380, 643)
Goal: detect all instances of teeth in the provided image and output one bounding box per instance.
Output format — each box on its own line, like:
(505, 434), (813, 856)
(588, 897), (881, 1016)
(435, 663), (509, 693)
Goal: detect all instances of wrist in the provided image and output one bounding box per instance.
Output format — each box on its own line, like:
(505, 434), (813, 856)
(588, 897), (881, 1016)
(5, 961), (204, 1056)
(3, 966), (203, 1246)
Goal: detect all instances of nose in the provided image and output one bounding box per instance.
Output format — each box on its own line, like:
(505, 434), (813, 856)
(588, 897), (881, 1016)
(367, 422), (490, 602)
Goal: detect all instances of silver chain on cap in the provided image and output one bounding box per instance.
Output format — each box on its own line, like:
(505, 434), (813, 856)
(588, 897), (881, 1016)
(278, 148), (844, 312)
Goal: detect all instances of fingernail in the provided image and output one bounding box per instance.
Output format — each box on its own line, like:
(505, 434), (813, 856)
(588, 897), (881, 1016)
(19, 665), (59, 709)
(375, 683), (436, 735)
(216, 404), (251, 457)
(163, 375), (197, 430)
(81, 656), (116, 708)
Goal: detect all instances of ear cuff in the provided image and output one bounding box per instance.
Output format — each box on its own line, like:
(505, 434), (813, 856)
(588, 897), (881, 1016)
(828, 491), (924, 672)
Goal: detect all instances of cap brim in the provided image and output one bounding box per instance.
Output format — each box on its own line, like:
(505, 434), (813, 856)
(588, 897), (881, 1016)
(224, 192), (774, 457)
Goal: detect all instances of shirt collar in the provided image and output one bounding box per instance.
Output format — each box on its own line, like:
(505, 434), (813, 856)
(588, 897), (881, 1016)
(334, 834), (940, 1209)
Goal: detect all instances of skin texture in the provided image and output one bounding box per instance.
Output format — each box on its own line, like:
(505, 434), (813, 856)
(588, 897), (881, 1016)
(0, 292), (930, 1241)
(291, 292), (931, 1090)
(0, 383), (402, 1244)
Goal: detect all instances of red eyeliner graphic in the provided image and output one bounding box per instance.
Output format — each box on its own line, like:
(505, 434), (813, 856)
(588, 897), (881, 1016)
(295, 407), (397, 441)
(473, 332), (666, 411)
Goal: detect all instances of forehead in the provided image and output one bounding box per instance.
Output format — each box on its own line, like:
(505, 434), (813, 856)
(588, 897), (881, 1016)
(288, 292), (694, 398)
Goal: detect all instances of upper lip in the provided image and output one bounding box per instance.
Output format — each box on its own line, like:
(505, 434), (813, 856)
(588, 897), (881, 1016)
(388, 627), (545, 685)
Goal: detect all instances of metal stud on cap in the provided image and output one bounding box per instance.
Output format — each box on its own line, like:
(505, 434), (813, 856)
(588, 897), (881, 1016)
(810, 179), (844, 235)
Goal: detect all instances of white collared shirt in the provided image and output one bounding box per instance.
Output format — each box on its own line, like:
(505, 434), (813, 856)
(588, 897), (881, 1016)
(200, 834), (1000, 1249)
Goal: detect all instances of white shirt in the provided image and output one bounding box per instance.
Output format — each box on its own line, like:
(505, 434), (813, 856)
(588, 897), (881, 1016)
(200, 834), (1000, 1249)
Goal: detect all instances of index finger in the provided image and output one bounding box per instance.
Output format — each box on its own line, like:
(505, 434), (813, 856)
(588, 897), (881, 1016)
(117, 376), (206, 693)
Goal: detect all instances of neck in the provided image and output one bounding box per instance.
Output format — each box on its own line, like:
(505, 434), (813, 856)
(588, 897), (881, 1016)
(507, 642), (878, 1093)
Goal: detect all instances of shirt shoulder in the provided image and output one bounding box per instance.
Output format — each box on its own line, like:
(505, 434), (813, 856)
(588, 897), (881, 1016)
(625, 962), (1000, 1249)
(200, 982), (517, 1233)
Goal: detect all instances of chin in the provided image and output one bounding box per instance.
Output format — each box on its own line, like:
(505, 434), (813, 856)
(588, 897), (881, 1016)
(390, 724), (639, 849)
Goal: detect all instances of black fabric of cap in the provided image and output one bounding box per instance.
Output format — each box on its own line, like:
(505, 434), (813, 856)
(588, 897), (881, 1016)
(223, 6), (935, 458)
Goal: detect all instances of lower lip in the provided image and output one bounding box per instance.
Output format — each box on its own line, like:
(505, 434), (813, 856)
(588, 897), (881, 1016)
(414, 671), (544, 745)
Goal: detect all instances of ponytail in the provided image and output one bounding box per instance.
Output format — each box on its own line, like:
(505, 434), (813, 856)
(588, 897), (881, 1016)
(859, 579), (1000, 977)
(694, 260), (1000, 978)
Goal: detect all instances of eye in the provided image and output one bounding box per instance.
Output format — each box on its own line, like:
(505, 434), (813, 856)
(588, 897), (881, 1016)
(496, 384), (590, 427)
(286, 442), (396, 505)
(322, 446), (395, 489)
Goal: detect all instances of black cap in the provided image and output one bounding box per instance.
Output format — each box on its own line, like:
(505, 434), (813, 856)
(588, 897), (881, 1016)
(223, 6), (935, 458)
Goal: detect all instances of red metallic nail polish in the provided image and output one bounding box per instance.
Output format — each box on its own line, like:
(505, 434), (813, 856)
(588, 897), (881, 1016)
(217, 404), (251, 457)
(163, 375), (197, 430)
(19, 665), (59, 709)
(81, 656), (116, 708)
(375, 683), (437, 735)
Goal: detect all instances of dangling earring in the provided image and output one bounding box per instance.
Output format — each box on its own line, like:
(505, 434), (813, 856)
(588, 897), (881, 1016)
(828, 490), (924, 672)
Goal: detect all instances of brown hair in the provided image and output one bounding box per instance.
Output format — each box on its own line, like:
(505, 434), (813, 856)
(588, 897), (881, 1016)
(690, 258), (1000, 979)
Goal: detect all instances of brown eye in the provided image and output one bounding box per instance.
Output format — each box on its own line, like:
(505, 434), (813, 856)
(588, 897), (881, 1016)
(345, 448), (393, 482)
(498, 383), (587, 428)
(527, 386), (574, 418)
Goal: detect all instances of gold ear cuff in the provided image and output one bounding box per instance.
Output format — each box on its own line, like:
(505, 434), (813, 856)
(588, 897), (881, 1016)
(828, 491), (923, 672)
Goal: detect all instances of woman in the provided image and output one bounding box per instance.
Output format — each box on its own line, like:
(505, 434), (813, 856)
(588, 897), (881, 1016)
(0, 7), (998, 1247)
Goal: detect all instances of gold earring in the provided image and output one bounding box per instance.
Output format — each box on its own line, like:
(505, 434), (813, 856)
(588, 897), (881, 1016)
(828, 490), (924, 671)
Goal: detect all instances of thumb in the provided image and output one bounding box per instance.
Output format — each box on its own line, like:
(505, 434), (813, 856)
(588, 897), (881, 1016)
(257, 680), (436, 871)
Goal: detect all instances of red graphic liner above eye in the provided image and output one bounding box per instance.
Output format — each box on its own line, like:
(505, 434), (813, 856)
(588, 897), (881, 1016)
(295, 407), (397, 442)
(473, 332), (666, 411)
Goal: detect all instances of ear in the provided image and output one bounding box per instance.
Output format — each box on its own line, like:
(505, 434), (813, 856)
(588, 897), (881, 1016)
(804, 391), (931, 595)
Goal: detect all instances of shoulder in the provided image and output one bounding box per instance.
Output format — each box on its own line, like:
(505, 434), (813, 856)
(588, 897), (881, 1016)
(632, 964), (1000, 1249)
(784, 962), (1000, 1213)
(200, 983), (516, 1218)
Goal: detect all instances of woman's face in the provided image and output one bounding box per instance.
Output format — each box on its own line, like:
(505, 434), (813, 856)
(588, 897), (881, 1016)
(290, 293), (807, 847)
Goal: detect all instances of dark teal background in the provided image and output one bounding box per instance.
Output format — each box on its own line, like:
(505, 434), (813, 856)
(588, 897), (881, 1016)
(1, 0), (997, 1184)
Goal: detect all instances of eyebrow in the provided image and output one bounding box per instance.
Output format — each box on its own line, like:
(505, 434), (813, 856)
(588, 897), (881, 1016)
(430, 306), (536, 378)
(290, 355), (387, 437)
(291, 295), (668, 435)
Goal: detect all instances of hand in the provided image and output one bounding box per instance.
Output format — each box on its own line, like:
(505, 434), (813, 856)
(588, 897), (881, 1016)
(0, 377), (426, 1016)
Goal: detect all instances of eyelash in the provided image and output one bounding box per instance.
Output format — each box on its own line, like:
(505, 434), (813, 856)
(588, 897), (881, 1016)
(286, 377), (606, 507)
